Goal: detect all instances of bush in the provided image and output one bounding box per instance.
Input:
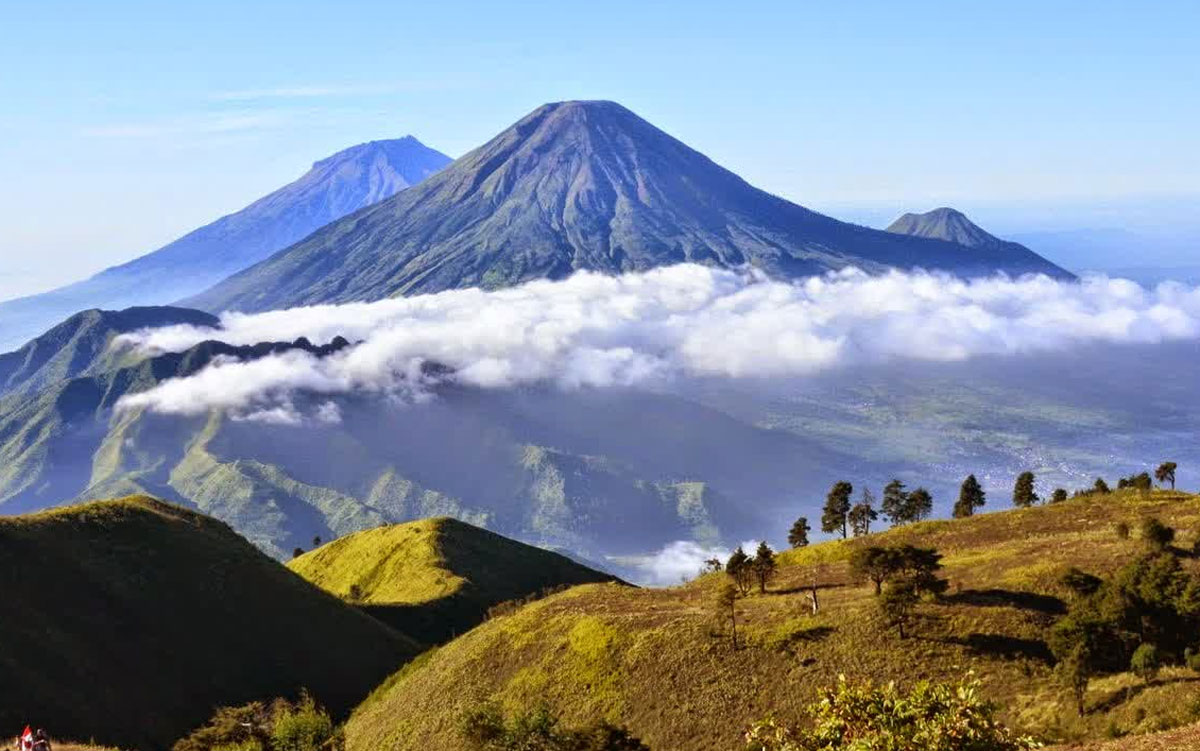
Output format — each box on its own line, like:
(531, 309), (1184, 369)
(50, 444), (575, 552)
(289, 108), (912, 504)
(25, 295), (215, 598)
(1185, 647), (1200, 673)
(173, 694), (339, 751)
(1131, 643), (1160, 683)
(744, 675), (1038, 750)
(1140, 517), (1175, 549)
(460, 703), (649, 750)
(1114, 521), (1130, 540)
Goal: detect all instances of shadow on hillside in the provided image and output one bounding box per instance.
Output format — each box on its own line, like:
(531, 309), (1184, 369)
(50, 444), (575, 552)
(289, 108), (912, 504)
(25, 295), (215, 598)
(1089, 675), (1200, 714)
(943, 588), (1066, 615)
(773, 582), (846, 596)
(771, 625), (836, 654)
(943, 632), (1055, 665)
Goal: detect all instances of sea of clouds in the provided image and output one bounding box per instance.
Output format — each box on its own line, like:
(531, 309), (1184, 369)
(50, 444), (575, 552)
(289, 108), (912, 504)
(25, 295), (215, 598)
(115, 264), (1200, 424)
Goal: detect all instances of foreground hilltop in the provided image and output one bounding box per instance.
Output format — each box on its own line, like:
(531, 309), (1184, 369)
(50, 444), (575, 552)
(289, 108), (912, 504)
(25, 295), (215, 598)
(186, 100), (1070, 313)
(346, 488), (1200, 750)
(289, 516), (620, 642)
(0, 496), (418, 750)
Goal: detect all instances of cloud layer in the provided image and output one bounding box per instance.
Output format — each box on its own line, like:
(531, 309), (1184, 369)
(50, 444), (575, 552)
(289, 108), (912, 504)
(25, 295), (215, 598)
(116, 264), (1200, 422)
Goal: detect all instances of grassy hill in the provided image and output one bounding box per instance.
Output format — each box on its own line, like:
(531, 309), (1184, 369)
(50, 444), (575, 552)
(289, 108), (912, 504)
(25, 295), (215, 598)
(0, 496), (419, 751)
(344, 489), (1200, 750)
(288, 516), (620, 643)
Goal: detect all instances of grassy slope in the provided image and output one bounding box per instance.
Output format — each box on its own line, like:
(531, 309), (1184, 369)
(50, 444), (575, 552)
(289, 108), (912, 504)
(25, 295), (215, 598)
(0, 496), (419, 751)
(289, 517), (618, 643)
(346, 489), (1200, 751)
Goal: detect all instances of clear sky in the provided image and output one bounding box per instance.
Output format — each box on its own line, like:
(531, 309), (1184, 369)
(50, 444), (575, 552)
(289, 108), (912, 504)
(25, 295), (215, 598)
(1, 0), (1197, 298)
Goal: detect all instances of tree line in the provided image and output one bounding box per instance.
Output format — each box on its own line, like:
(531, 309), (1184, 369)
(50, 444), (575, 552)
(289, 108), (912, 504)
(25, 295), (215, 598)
(786, 461), (1181, 549)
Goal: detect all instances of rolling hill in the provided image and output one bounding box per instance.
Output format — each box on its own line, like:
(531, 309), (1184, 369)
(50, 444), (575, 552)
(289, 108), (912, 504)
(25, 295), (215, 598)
(345, 488), (1200, 750)
(185, 100), (1070, 314)
(0, 496), (418, 750)
(0, 137), (451, 350)
(289, 516), (620, 642)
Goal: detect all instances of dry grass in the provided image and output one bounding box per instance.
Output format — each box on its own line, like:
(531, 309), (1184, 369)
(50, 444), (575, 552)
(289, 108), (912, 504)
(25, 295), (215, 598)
(345, 489), (1200, 751)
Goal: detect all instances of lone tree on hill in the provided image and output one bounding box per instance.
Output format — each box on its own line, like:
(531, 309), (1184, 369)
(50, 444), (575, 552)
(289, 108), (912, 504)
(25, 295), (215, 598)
(1012, 471), (1038, 508)
(953, 474), (986, 518)
(881, 479), (909, 526)
(752, 541), (777, 594)
(788, 516), (811, 548)
(849, 488), (879, 536)
(822, 481), (853, 539)
(850, 546), (897, 595)
(1155, 461), (1178, 490)
(312, 535), (322, 548)
(906, 487), (934, 523)
(714, 581), (739, 649)
(1050, 488), (1068, 504)
(1094, 477), (1111, 494)
(292, 547), (304, 558)
(725, 546), (753, 595)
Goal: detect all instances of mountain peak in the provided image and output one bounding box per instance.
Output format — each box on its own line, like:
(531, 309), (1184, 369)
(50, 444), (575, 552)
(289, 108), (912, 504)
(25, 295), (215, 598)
(886, 207), (1003, 249)
(185, 103), (1071, 312)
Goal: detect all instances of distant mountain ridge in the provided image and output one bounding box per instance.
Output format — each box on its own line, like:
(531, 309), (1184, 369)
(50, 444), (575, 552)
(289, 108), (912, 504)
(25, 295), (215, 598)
(0, 137), (451, 350)
(185, 100), (1071, 313)
(885, 207), (1049, 267)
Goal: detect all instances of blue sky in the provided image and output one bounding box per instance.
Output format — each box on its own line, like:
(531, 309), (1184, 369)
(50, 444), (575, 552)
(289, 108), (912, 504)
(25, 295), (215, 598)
(1, 0), (1197, 297)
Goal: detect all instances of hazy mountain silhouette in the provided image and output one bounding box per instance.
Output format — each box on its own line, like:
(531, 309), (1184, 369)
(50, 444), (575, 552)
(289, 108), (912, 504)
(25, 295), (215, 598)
(186, 101), (1070, 313)
(0, 137), (450, 349)
(885, 207), (1057, 271)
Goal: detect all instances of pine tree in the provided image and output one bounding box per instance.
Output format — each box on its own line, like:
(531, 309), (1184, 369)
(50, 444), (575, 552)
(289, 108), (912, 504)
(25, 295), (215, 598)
(725, 546), (753, 595)
(1012, 471), (1038, 508)
(848, 488), (879, 537)
(881, 479), (909, 526)
(906, 487), (934, 522)
(752, 541), (777, 594)
(953, 474), (985, 518)
(787, 517), (811, 548)
(821, 481), (853, 539)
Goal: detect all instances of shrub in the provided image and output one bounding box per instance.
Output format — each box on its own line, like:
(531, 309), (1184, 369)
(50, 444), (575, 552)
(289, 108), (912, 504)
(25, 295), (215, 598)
(1140, 517), (1175, 549)
(460, 703), (648, 750)
(1114, 521), (1130, 540)
(744, 675), (1038, 750)
(1130, 643), (1160, 684)
(1185, 647), (1200, 673)
(1050, 488), (1068, 504)
(173, 694), (339, 751)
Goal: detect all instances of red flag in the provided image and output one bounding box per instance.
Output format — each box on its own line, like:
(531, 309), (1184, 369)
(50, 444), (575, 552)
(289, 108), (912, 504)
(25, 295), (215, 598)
(21, 727), (33, 747)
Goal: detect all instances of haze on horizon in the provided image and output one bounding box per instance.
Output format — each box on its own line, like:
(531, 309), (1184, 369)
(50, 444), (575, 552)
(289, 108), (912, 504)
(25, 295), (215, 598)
(1, 0), (1198, 300)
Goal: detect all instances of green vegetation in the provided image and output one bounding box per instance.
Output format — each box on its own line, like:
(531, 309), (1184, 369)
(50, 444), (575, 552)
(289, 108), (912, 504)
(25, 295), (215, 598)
(288, 516), (617, 643)
(1014, 471), (1039, 508)
(954, 474), (986, 518)
(173, 693), (340, 751)
(459, 704), (649, 750)
(744, 675), (1038, 750)
(787, 517), (810, 548)
(0, 496), (416, 750)
(343, 488), (1200, 751)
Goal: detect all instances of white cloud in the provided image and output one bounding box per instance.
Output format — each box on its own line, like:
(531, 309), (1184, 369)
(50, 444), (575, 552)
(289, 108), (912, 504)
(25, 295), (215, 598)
(115, 264), (1200, 422)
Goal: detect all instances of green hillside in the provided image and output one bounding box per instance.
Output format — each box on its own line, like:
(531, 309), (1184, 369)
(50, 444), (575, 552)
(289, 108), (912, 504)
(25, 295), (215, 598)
(289, 516), (620, 643)
(0, 496), (418, 751)
(345, 489), (1200, 750)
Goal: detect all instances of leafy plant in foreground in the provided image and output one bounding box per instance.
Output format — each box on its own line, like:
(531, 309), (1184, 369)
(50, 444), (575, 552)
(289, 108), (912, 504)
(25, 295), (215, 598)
(744, 675), (1039, 750)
